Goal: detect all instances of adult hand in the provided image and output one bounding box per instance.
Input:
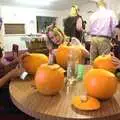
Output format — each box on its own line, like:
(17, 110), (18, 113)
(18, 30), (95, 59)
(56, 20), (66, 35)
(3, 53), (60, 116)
(112, 56), (120, 69)
(9, 64), (25, 79)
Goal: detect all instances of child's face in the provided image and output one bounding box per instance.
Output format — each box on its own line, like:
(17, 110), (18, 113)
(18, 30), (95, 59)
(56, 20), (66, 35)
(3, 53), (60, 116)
(48, 31), (63, 45)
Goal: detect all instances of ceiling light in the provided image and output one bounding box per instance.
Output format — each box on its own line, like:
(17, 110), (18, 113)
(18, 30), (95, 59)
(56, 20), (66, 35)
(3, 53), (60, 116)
(15, 0), (57, 6)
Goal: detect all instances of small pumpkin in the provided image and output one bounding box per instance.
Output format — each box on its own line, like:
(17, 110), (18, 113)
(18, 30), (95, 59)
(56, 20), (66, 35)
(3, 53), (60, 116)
(93, 54), (117, 72)
(84, 69), (118, 100)
(22, 53), (48, 74)
(72, 95), (100, 111)
(56, 44), (83, 69)
(35, 64), (65, 95)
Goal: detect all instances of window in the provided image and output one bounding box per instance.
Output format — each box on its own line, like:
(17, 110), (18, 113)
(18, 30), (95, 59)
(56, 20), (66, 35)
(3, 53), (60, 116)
(4, 24), (25, 34)
(36, 16), (56, 33)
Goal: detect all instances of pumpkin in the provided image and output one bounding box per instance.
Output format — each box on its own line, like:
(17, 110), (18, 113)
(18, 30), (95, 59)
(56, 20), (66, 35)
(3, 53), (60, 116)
(72, 95), (100, 111)
(22, 53), (48, 74)
(35, 64), (65, 95)
(84, 69), (118, 100)
(56, 44), (83, 69)
(93, 54), (117, 72)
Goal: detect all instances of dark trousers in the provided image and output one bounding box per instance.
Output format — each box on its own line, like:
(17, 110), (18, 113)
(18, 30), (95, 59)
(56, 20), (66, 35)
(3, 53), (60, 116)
(0, 86), (34, 120)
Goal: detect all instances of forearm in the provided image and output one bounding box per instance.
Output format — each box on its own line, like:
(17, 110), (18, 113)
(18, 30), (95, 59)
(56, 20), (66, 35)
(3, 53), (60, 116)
(79, 44), (89, 57)
(0, 71), (12, 88)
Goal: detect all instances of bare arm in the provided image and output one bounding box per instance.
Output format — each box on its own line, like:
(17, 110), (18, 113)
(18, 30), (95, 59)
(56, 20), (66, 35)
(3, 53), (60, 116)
(71, 37), (89, 57)
(79, 43), (89, 57)
(76, 17), (83, 31)
(0, 64), (25, 88)
(0, 71), (13, 88)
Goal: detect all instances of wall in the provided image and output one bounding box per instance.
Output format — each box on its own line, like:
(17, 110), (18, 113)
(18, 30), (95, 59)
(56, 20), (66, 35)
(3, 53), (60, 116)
(2, 0), (120, 52)
(1, 6), (68, 52)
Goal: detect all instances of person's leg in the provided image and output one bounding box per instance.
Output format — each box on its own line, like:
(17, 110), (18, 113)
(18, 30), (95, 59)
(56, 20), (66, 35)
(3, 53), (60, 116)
(98, 37), (111, 55)
(90, 37), (98, 64)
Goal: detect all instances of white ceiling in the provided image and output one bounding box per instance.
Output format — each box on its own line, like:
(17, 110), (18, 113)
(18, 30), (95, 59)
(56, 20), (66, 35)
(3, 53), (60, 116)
(0, 0), (89, 10)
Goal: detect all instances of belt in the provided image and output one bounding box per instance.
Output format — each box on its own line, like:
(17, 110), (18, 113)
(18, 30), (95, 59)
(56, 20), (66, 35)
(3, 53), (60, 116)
(91, 35), (111, 39)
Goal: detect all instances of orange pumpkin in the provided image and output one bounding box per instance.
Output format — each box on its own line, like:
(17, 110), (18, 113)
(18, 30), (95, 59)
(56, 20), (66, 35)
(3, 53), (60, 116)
(22, 53), (48, 74)
(84, 69), (118, 100)
(93, 54), (117, 72)
(35, 64), (65, 95)
(56, 44), (83, 69)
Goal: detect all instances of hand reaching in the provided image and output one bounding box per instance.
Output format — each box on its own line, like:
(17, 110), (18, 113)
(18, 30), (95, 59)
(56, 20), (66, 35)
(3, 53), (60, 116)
(112, 56), (120, 69)
(9, 64), (25, 79)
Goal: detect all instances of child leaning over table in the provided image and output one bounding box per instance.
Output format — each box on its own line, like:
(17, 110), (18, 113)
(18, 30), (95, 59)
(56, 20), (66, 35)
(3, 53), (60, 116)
(46, 25), (89, 64)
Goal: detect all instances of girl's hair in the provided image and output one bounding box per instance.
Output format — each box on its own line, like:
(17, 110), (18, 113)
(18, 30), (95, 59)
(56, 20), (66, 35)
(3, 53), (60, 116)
(0, 47), (3, 58)
(116, 20), (120, 29)
(47, 26), (65, 43)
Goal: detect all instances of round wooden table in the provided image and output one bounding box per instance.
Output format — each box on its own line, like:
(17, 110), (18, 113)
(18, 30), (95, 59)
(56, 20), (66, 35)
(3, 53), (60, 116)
(9, 65), (120, 120)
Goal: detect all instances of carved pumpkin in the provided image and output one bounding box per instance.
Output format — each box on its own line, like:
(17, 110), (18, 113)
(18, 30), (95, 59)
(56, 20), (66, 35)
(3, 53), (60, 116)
(35, 64), (65, 95)
(56, 44), (83, 69)
(93, 54), (117, 72)
(84, 69), (118, 100)
(22, 53), (48, 74)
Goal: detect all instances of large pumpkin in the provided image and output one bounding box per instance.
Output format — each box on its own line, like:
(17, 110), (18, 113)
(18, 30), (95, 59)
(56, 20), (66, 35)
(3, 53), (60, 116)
(93, 54), (117, 72)
(56, 44), (83, 69)
(35, 64), (65, 95)
(22, 53), (48, 74)
(84, 69), (118, 100)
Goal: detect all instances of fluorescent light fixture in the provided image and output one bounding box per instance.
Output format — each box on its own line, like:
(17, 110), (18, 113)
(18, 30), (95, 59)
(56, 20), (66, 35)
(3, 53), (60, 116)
(15, 0), (57, 6)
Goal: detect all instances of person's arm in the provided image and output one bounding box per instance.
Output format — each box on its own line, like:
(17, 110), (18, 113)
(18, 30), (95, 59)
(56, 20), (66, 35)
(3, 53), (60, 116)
(76, 17), (83, 31)
(4, 59), (18, 73)
(79, 43), (89, 57)
(112, 56), (120, 69)
(71, 37), (89, 57)
(0, 71), (14, 88)
(0, 63), (25, 88)
(111, 11), (118, 36)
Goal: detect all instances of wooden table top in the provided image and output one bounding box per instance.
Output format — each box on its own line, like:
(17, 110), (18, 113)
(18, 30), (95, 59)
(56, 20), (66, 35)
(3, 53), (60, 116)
(9, 65), (120, 120)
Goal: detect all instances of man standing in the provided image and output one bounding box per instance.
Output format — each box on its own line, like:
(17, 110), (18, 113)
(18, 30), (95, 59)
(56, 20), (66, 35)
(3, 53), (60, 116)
(88, 0), (118, 63)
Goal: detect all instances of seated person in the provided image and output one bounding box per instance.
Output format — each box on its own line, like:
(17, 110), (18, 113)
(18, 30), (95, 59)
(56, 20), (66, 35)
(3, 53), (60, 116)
(46, 25), (89, 64)
(0, 47), (19, 78)
(0, 51), (34, 119)
(111, 21), (120, 59)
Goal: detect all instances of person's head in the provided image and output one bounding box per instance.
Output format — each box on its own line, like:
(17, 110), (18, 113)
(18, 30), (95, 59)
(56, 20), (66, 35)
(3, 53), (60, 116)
(70, 5), (79, 17)
(47, 26), (64, 45)
(96, 0), (106, 8)
(116, 20), (120, 29)
(0, 47), (3, 58)
(0, 18), (2, 31)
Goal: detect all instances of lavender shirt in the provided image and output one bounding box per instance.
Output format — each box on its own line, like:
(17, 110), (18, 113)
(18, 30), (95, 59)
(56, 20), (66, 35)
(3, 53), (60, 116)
(89, 8), (118, 37)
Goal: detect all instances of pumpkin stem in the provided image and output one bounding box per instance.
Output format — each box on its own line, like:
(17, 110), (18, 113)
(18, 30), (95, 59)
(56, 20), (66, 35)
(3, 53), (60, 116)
(80, 95), (88, 103)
